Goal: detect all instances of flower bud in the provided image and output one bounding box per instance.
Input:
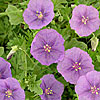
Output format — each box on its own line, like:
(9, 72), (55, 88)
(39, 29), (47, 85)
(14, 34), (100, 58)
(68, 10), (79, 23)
(7, 46), (18, 60)
(91, 36), (99, 51)
(58, 16), (63, 22)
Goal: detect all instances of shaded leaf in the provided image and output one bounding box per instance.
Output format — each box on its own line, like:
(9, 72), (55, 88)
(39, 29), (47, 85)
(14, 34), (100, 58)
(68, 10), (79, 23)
(65, 38), (87, 50)
(0, 47), (4, 56)
(6, 5), (23, 25)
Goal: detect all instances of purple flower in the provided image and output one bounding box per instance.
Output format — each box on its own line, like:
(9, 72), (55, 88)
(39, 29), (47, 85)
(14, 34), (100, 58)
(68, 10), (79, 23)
(30, 29), (65, 66)
(40, 74), (64, 100)
(75, 71), (100, 100)
(0, 57), (12, 79)
(0, 77), (25, 100)
(23, 0), (54, 29)
(69, 4), (100, 37)
(57, 47), (94, 84)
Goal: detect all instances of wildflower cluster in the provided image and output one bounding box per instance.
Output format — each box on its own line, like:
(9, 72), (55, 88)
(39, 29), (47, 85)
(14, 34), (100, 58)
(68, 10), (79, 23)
(0, 57), (25, 100)
(0, 0), (100, 100)
(27, 1), (100, 99)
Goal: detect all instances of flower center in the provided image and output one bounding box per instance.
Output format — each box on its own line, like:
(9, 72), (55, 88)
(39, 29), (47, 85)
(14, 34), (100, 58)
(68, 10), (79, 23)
(72, 62), (81, 71)
(44, 44), (51, 52)
(45, 88), (53, 95)
(36, 11), (43, 19)
(5, 89), (12, 98)
(82, 16), (88, 24)
(91, 86), (99, 94)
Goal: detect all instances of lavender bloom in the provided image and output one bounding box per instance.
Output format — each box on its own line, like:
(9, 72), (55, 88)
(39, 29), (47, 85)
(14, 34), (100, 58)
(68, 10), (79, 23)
(30, 29), (65, 66)
(40, 74), (64, 100)
(69, 4), (100, 37)
(0, 57), (12, 79)
(23, 0), (54, 29)
(0, 77), (25, 100)
(57, 47), (94, 84)
(75, 71), (100, 100)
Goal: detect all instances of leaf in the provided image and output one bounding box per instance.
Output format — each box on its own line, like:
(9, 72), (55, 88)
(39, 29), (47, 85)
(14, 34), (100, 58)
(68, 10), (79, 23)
(87, 0), (96, 4)
(27, 74), (43, 95)
(57, 76), (68, 87)
(60, 5), (71, 20)
(0, 47), (4, 56)
(78, 0), (86, 4)
(6, 5), (24, 25)
(96, 55), (100, 62)
(0, 19), (5, 33)
(65, 38), (87, 50)
(94, 29), (100, 37)
(52, 0), (67, 10)
(33, 80), (43, 95)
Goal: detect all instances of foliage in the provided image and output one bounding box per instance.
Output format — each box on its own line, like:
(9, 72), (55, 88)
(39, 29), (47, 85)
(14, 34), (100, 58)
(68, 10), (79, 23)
(0, 0), (100, 100)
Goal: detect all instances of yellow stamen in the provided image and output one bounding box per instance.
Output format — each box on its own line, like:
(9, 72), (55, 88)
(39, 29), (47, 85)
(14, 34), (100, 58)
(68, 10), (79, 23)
(75, 62), (78, 64)
(72, 66), (75, 68)
(79, 63), (81, 65)
(96, 92), (98, 95)
(48, 50), (50, 52)
(78, 67), (81, 70)
(8, 96), (10, 98)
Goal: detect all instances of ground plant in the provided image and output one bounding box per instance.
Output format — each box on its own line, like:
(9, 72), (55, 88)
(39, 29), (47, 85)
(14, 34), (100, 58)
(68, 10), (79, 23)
(0, 0), (100, 100)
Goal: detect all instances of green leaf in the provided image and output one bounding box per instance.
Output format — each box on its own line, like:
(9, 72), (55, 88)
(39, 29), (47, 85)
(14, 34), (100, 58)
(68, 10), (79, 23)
(57, 76), (68, 87)
(0, 19), (5, 33)
(65, 38), (87, 50)
(27, 74), (43, 95)
(94, 29), (100, 37)
(60, 5), (71, 21)
(87, 0), (96, 4)
(78, 0), (86, 4)
(0, 47), (4, 56)
(52, 0), (67, 10)
(96, 55), (100, 62)
(6, 5), (23, 25)
(74, 0), (78, 4)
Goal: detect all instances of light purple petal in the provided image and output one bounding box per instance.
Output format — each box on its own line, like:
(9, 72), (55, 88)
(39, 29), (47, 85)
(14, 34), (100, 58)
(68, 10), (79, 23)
(57, 47), (94, 84)
(86, 71), (100, 86)
(30, 29), (65, 66)
(23, 0), (54, 29)
(0, 57), (12, 79)
(13, 88), (25, 100)
(69, 4), (100, 37)
(40, 74), (64, 100)
(75, 75), (91, 95)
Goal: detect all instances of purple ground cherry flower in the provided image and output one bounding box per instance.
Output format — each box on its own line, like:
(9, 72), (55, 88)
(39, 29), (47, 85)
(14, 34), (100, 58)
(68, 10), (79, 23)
(30, 29), (65, 66)
(40, 74), (64, 100)
(23, 0), (54, 29)
(69, 4), (100, 37)
(0, 77), (25, 100)
(75, 71), (100, 100)
(57, 47), (94, 84)
(0, 57), (12, 79)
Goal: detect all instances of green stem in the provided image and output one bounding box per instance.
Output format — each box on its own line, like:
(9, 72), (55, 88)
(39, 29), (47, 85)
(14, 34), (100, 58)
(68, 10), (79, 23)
(66, 14), (70, 21)
(19, 48), (35, 65)
(24, 52), (27, 78)
(0, 12), (7, 17)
